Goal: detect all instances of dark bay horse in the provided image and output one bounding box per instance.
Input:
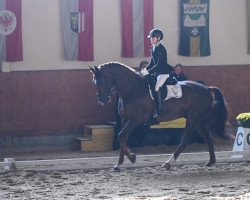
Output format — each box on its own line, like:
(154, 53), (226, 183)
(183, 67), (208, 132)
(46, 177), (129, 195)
(89, 62), (233, 170)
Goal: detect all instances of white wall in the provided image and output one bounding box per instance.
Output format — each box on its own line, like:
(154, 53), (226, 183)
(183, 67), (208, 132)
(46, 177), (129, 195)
(2, 0), (250, 72)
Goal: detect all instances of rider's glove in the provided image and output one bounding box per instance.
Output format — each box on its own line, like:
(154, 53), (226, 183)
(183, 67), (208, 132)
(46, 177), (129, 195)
(140, 68), (149, 76)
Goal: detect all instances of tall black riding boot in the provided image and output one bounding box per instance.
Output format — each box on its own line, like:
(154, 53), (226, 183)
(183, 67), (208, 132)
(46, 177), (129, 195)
(153, 90), (162, 118)
(156, 91), (162, 116)
(152, 90), (158, 118)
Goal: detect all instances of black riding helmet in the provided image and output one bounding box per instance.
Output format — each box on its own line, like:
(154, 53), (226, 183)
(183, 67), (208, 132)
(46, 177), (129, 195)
(147, 28), (164, 40)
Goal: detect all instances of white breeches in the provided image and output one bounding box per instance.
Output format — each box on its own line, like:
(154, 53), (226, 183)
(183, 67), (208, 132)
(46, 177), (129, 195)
(155, 74), (170, 91)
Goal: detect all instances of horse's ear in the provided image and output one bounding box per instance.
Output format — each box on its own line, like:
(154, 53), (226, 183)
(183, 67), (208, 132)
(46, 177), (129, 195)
(94, 66), (99, 73)
(89, 66), (96, 74)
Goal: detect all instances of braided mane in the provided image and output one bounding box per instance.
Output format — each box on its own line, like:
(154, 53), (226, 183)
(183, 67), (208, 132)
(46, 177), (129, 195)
(98, 62), (137, 73)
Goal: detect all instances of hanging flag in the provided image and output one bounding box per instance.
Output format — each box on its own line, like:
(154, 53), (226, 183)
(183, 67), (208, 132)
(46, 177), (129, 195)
(61, 0), (93, 61)
(179, 0), (210, 57)
(121, 0), (154, 58)
(0, 0), (23, 62)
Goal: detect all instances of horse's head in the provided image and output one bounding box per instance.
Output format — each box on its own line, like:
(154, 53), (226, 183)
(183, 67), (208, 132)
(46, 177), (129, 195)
(89, 66), (114, 106)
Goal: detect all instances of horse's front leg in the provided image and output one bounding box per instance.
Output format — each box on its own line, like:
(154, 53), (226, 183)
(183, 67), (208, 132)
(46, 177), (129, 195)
(113, 120), (138, 171)
(113, 149), (125, 171)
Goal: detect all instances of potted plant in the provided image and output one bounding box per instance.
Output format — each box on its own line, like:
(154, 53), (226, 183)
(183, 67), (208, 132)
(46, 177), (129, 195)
(236, 113), (250, 128)
(231, 113), (250, 158)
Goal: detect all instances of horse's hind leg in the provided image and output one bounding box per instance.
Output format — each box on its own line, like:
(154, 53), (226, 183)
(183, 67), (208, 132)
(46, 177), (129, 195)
(195, 123), (216, 166)
(162, 125), (193, 169)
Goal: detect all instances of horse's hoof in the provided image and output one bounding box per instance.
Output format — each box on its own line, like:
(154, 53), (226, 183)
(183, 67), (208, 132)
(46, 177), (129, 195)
(112, 166), (121, 172)
(128, 153), (136, 163)
(205, 161), (215, 167)
(162, 163), (171, 170)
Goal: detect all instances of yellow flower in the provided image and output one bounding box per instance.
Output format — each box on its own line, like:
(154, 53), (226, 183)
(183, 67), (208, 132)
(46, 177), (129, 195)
(236, 113), (250, 128)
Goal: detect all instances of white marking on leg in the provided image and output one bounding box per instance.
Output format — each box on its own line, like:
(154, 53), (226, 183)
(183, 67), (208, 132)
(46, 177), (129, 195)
(113, 164), (121, 171)
(162, 154), (176, 167)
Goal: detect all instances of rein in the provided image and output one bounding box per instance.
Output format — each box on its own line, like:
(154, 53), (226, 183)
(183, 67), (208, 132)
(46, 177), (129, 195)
(103, 76), (117, 97)
(110, 87), (117, 95)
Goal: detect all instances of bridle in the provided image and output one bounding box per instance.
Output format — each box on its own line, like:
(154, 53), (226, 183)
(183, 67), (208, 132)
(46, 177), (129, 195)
(96, 75), (117, 105)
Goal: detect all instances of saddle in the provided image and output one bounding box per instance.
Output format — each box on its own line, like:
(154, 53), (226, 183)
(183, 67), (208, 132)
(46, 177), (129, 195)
(148, 75), (183, 101)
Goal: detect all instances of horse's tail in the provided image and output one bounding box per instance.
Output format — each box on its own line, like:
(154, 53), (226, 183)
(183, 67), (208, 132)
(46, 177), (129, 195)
(209, 87), (233, 141)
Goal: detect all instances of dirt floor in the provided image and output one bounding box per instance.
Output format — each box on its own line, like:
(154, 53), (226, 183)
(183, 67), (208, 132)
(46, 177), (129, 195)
(0, 127), (249, 199)
(0, 162), (249, 200)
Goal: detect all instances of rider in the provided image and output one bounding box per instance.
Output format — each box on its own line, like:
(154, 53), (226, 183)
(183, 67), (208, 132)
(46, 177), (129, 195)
(145, 28), (176, 117)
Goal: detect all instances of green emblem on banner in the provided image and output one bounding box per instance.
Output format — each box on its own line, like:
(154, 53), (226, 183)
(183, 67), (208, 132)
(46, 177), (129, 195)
(183, 3), (208, 37)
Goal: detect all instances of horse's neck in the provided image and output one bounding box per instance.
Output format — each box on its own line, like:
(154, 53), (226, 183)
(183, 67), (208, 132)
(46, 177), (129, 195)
(110, 66), (147, 100)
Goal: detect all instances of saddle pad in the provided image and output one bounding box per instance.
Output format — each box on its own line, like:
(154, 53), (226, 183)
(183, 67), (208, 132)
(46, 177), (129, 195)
(164, 83), (182, 100)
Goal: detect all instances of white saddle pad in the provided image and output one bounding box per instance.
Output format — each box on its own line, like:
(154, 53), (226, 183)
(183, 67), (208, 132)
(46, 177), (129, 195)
(164, 83), (182, 100)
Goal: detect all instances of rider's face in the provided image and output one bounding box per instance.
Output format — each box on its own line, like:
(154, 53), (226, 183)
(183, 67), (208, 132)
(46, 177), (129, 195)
(150, 37), (158, 45)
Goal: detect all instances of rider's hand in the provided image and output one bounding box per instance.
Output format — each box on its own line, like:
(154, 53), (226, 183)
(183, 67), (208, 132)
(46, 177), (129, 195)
(140, 68), (149, 76)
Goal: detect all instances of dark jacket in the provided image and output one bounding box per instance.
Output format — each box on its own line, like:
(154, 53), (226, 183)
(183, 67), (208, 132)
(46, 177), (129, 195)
(146, 43), (173, 76)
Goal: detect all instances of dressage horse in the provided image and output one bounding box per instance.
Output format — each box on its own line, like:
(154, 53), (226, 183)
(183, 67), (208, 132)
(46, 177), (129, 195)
(89, 62), (232, 170)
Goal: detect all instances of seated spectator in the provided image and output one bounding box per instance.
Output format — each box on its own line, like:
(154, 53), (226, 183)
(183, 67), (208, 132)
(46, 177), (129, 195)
(172, 63), (188, 81)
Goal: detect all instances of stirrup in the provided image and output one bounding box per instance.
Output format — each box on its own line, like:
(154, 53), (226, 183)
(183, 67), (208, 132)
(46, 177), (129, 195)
(153, 109), (158, 118)
(153, 108), (161, 118)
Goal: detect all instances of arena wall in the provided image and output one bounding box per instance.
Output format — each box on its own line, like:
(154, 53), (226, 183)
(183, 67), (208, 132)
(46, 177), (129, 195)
(1, 65), (249, 136)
